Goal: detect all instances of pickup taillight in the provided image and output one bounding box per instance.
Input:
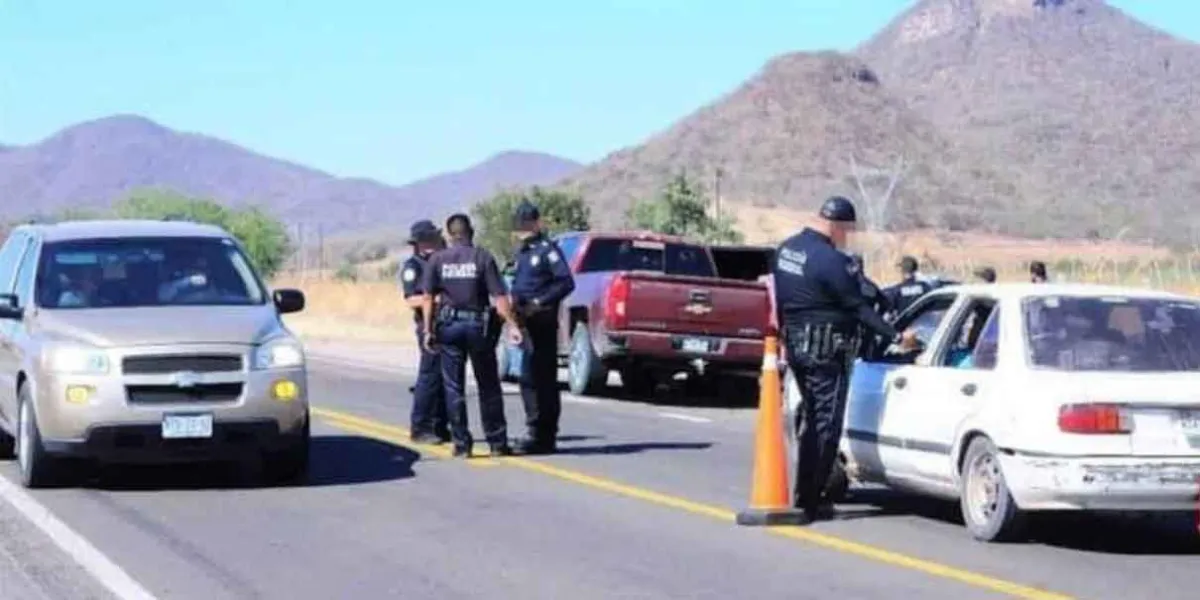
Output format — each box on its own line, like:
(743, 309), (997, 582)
(1058, 403), (1131, 434)
(604, 274), (631, 330)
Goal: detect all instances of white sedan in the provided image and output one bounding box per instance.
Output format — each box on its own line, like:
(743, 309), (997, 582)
(785, 283), (1200, 542)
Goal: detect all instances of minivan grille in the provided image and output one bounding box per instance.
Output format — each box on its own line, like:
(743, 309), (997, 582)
(123, 355), (243, 375)
(126, 383), (243, 405)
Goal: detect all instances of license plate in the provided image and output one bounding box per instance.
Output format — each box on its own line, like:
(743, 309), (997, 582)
(681, 338), (711, 353)
(1180, 412), (1200, 436)
(162, 414), (213, 439)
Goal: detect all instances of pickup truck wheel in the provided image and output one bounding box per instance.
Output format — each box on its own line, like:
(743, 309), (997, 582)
(959, 436), (1026, 542)
(567, 325), (606, 396)
(16, 384), (66, 489)
(496, 334), (516, 383)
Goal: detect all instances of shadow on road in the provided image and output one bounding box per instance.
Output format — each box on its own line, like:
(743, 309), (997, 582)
(87, 435), (419, 492)
(558, 382), (759, 410)
(835, 487), (1200, 554)
(554, 441), (713, 456)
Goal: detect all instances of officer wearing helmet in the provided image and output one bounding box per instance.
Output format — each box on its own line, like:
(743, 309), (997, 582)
(509, 199), (576, 455)
(421, 213), (522, 458)
(771, 196), (916, 522)
(400, 219), (450, 444)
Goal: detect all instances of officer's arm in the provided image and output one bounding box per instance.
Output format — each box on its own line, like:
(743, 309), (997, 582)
(482, 252), (520, 328)
(535, 244), (575, 307)
(420, 255), (442, 334)
(399, 261), (425, 310)
(827, 258), (899, 340)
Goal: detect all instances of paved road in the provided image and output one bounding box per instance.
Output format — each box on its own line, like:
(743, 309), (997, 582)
(0, 348), (1196, 599)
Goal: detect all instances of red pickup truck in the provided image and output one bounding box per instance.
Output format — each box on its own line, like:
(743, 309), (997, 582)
(547, 231), (773, 397)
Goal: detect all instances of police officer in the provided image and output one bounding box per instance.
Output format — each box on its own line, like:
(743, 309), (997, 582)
(421, 213), (522, 458)
(509, 200), (576, 455)
(400, 220), (450, 444)
(847, 252), (891, 317)
(773, 196), (916, 521)
(974, 266), (997, 284)
(1030, 260), (1048, 283)
(882, 255), (933, 319)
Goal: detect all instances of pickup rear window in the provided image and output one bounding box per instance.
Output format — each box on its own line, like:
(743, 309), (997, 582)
(579, 239), (716, 277)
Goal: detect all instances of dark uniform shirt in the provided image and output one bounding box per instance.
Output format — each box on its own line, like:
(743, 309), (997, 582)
(399, 253), (431, 325)
(510, 232), (575, 308)
(882, 276), (933, 318)
(422, 241), (506, 311)
(773, 229), (897, 339)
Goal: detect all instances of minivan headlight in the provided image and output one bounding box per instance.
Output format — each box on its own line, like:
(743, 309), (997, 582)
(44, 347), (109, 375)
(252, 341), (304, 370)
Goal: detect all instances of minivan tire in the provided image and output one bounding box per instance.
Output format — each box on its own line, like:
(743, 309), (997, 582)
(17, 383), (65, 489)
(264, 415), (310, 485)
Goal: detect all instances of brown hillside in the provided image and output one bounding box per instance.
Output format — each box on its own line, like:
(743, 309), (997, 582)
(858, 0), (1200, 245)
(560, 51), (1030, 232)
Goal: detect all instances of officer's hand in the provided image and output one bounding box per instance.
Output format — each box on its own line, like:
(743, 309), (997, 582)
(423, 334), (438, 353)
(898, 329), (920, 352)
(506, 327), (524, 346)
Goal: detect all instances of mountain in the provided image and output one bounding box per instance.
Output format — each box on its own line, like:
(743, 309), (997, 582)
(560, 51), (1027, 231)
(857, 0), (1200, 243)
(0, 115), (583, 232)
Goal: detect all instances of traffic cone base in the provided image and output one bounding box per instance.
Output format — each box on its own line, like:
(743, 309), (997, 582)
(735, 507), (810, 526)
(737, 335), (803, 527)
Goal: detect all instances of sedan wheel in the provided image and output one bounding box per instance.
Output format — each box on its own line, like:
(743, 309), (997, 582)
(959, 437), (1025, 542)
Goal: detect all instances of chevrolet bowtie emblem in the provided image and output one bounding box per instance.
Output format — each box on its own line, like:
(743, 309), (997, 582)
(683, 303), (712, 315)
(171, 371), (201, 388)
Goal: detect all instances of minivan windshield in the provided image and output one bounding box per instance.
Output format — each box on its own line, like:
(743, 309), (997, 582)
(37, 237), (267, 309)
(1023, 295), (1200, 372)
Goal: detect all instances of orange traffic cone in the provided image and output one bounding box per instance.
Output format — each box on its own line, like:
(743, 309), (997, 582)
(736, 335), (807, 526)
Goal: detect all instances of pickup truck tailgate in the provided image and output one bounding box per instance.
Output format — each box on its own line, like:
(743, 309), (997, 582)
(624, 272), (768, 339)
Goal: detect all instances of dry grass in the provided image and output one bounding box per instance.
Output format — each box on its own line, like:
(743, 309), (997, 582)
(273, 275), (416, 345)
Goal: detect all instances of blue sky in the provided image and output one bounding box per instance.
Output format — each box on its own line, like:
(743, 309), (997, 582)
(1, 1), (1194, 185)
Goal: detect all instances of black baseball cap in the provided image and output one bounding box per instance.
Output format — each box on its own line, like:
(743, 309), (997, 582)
(898, 256), (918, 274)
(974, 266), (997, 283)
(818, 196), (857, 223)
(513, 199), (540, 225)
(407, 219), (441, 244)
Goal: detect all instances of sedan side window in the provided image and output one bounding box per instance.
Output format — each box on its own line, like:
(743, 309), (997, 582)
(971, 309), (1001, 370)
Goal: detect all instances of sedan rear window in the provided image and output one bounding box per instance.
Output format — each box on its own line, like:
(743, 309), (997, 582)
(1023, 295), (1200, 372)
(578, 239), (716, 277)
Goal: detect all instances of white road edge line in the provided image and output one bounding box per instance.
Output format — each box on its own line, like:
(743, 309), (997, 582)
(564, 397), (601, 405)
(658, 412), (712, 424)
(0, 475), (158, 600)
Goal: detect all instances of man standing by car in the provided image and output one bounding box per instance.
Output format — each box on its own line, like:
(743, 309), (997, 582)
(400, 220), (450, 445)
(509, 200), (576, 455)
(773, 196), (915, 521)
(421, 214), (522, 458)
(882, 255), (933, 318)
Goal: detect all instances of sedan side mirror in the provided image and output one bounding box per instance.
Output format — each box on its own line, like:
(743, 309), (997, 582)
(273, 289), (305, 314)
(0, 293), (22, 320)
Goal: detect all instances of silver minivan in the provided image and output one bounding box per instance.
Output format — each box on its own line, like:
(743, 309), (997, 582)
(0, 219), (310, 488)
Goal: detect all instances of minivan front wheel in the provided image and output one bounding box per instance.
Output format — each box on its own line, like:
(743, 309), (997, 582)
(17, 384), (64, 489)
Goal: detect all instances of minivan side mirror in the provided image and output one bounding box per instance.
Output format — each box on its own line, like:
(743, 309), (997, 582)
(272, 288), (305, 314)
(0, 293), (22, 320)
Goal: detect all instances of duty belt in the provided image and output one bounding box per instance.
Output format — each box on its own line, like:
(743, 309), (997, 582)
(792, 322), (860, 362)
(438, 307), (486, 322)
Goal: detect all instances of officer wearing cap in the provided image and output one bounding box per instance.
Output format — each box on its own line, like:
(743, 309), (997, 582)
(421, 213), (522, 458)
(1029, 260), (1048, 283)
(509, 199), (576, 455)
(975, 266), (997, 283)
(772, 196), (916, 521)
(400, 220), (450, 444)
(882, 255), (933, 319)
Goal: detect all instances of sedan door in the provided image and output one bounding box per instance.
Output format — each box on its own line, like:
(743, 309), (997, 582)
(884, 296), (1001, 492)
(843, 292), (960, 483)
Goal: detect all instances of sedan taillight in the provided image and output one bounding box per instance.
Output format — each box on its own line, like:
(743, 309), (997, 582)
(1058, 403), (1131, 434)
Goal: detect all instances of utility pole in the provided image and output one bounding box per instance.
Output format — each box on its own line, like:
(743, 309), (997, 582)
(848, 155), (907, 234)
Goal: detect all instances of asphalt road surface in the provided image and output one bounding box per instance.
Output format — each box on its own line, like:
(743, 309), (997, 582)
(0, 350), (1197, 599)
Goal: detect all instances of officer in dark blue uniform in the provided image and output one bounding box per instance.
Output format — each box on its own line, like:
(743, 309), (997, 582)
(773, 196), (916, 521)
(882, 256), (933, 320)
(509, 200), (576, 455)
(400, 220), (450, 444)
(421, 213), (522, 458)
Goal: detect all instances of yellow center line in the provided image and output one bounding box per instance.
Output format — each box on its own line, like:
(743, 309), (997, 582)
(312, 406), (1074, 600)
